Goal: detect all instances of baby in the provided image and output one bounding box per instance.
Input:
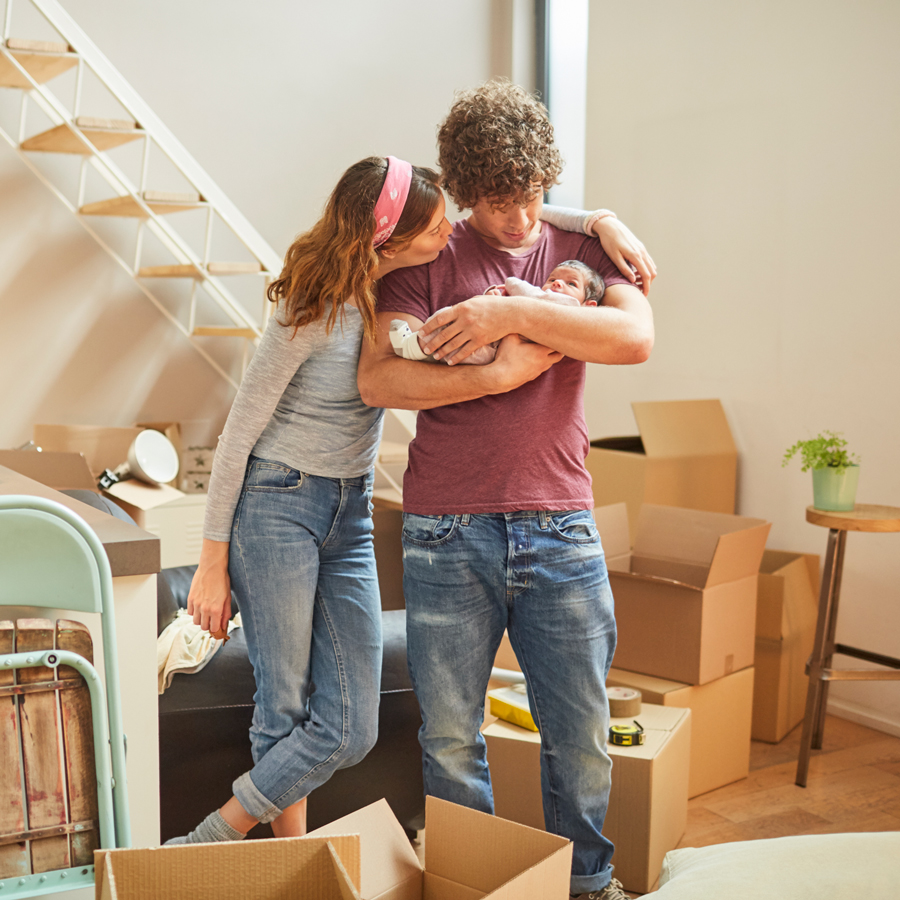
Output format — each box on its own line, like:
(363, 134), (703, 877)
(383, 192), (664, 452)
(390, 260), (605, 366)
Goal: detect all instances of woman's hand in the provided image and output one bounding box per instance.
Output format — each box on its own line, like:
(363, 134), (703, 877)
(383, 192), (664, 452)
(594, 217), (657, 296)
(186, 539), (232, 635)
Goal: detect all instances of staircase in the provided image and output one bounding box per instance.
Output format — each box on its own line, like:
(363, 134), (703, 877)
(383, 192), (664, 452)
(1, 0), (414, 488)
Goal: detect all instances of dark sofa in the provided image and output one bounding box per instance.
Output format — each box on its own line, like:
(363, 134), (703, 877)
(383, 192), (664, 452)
(63, 490), (425, 840)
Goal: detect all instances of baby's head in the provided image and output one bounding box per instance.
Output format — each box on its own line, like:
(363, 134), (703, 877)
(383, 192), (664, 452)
(542, 260), (605, 306)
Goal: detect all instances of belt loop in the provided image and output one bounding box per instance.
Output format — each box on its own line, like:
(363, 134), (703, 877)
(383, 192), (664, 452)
(539, 511), (549, 530)
(461, 513), (470, 527)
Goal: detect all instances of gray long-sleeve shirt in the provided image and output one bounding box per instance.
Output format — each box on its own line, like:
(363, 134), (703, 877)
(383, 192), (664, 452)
(203, 305), (382, 541)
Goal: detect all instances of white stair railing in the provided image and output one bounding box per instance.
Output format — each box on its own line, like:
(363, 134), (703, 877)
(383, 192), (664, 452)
(1, 0), (283, 386)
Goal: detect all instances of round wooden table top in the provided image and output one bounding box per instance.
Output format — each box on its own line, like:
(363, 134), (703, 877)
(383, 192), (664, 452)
(806, 503), (900, 532)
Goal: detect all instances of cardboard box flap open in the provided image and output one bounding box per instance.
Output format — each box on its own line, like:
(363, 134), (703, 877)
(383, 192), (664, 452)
(424, 796), (570, 899)
(632, 399), (737, 459)
(104, 477), (184, 511)
(634, 505), (770, 586)
(0, 449), (95, 491)
(307, 797), (421, 900)
(34, 424), (142, 476)
(96, 836), (362, 900)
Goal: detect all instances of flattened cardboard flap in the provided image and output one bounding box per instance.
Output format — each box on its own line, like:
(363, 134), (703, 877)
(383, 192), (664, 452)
(0, 449), (95, 491)
(307, 798), (421, 900)
(635, 505), (769, 584)
(591, 503), (631, 561)
(632, 399), (736, 459)
(424, 796), (569, 897)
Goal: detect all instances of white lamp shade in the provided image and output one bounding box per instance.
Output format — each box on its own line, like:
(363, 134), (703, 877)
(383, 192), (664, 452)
(126, 430), (179, 485)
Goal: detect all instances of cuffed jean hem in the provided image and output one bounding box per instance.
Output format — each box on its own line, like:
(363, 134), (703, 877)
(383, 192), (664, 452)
(233, 771), (284, 825)
(570, 868), (613, 895)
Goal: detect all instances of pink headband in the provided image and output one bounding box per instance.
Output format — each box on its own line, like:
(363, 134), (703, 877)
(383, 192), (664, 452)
(372, 156), (413, 248)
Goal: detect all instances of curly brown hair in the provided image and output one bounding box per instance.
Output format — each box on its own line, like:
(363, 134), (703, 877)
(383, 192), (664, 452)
(266, 158), (441, 342)
(437, 79), (563, 211)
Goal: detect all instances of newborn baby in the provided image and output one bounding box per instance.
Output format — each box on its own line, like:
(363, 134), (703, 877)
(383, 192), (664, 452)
(389, 260), (605, 366)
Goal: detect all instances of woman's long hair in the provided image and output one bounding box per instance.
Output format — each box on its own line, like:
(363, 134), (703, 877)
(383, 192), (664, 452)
(267, 157), (441, 342)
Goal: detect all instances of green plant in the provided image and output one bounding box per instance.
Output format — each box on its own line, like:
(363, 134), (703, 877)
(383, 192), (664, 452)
(782, 431), (859, 472)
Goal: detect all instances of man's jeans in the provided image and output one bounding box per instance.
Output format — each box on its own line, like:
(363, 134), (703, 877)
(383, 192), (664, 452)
(228, 458), (382, 823)
(403, 509), (616, 894)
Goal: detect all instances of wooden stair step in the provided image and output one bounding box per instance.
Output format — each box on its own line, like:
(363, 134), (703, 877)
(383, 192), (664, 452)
(80, 191), (203, 218)
(74, 116), (136, 130)
(139, 262), (263, 278)
(377, 440), (410, 465)
(207, 261), (264, 275)
(192, 326), (257, 339)
(21, 123), (143, 154)
(138, 264), (202, 279)
(0, 40), (77, 88)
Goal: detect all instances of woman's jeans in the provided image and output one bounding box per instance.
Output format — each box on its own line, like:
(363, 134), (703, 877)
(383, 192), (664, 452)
(228, 458), (382, 823)
(403, 509), (616, 895)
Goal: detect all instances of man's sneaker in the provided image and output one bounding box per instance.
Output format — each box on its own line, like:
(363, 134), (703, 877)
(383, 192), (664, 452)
(571, 878), (632, 900)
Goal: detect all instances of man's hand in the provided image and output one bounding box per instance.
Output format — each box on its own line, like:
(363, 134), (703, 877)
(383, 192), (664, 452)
(488, 334), (563, 391)
(420, 295), (518, 364)
(594, 217), (657, 297)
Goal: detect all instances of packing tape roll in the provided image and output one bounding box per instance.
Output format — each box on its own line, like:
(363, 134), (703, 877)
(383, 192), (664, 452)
(608, 687), (641, 718)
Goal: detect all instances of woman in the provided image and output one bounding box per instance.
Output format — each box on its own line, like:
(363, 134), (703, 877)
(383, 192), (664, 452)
(171, 156), (654, 844)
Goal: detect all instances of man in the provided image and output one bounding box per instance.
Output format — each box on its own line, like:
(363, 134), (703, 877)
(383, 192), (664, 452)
(358, 80), (654, 900)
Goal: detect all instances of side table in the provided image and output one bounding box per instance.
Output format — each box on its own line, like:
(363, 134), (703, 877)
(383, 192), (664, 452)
(796, 503), (900, 786)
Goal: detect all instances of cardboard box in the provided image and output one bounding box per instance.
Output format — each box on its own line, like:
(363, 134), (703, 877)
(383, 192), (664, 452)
(484, 704), (690, 893)
(585, 400), (737, 542)
(96, 834), (362, 899)
(753, 550), (820, 743)
(593, 503), (770, 685)
(0, 449), (96, 491)
(607, 665), (754, 798)
(310, 796), (574, 900)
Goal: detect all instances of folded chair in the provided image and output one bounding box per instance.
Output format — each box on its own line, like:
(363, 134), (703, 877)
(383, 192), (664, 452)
(0, 495), (130, 896)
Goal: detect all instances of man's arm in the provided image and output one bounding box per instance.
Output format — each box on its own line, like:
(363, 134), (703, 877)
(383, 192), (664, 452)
(357, 311), (563, 410)
(421, 282), (654, 366)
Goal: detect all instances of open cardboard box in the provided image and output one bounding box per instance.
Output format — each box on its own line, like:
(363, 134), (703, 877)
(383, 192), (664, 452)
(753, 550), (820, 743)
(593, 503), (770, 685)
(484, 704), (690, 894)
(585, 400), (737, 542)
(309, 796), (572, 900)
(97, 797), (572, 899)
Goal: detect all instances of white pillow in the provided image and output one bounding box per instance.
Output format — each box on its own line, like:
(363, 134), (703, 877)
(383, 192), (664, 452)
(652, 832), (900, 899)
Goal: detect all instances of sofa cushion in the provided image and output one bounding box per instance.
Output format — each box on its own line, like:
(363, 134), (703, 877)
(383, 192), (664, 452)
(652, 832), (900, 898)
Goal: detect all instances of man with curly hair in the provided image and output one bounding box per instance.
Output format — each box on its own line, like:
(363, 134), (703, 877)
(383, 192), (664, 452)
(358, 80), (655, 900)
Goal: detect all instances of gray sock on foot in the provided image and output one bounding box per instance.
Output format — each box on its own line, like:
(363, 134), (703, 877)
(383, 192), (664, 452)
(164, 809), (246, 845)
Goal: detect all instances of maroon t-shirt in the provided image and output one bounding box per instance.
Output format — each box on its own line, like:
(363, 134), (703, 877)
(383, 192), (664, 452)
(378, 219), (630, 514)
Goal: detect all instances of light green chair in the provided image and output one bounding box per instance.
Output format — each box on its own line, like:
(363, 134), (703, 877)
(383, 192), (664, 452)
(0, 495), (130, 896)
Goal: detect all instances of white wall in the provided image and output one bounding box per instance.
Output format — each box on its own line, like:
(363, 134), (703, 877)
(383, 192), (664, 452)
(0, 0), (502, 447)
(585, 1), (900, 734)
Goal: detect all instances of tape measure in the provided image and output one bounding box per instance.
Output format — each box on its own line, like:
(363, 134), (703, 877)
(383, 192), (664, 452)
(609, 720), (645, 746)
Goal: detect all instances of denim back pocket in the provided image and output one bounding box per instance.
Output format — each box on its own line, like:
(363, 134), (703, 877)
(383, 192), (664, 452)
(547, 510), (600, 544)
(402, 513), (459, 546)
(245, 459), (304, 492)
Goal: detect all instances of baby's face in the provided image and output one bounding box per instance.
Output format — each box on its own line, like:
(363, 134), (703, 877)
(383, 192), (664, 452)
(542, 265), (588, 303)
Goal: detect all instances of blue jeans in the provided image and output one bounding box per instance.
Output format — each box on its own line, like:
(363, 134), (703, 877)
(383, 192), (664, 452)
(403, 509), (616, 894)
(227, 458), (382, 823)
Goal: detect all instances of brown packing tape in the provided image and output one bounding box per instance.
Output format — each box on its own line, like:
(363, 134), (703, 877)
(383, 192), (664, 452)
(608, 686), (642, 717)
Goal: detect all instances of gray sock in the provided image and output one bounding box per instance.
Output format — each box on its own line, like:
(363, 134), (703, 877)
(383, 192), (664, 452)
(164, 809), (246, 845)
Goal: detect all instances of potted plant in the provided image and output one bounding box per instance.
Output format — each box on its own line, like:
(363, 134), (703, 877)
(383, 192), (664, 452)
(783, 431), (860, 511)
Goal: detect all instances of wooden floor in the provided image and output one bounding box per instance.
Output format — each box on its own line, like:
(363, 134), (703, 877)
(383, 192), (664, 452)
(678, 714), (900, 849)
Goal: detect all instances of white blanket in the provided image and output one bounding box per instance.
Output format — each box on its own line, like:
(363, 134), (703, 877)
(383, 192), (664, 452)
(157, 610), (242, 694)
